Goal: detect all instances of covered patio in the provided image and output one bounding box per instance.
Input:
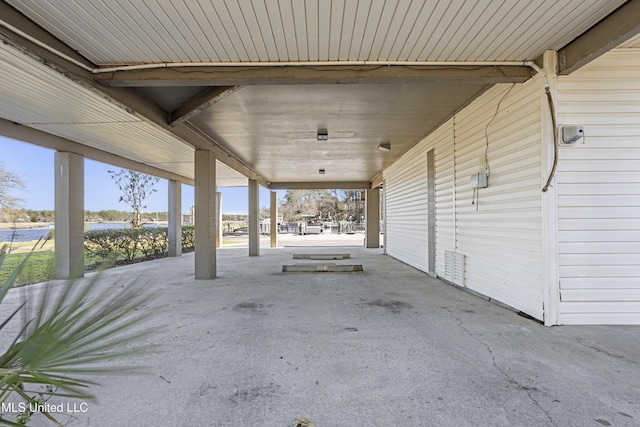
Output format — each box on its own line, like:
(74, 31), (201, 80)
(4, 239), (638, 426)
(2, 0), (639, 289)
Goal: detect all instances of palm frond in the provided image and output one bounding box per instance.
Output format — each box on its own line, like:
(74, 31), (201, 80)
(0, 244), (163, 424)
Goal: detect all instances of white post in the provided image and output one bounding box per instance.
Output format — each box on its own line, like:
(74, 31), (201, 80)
(248, 179), (260, 256)
(168, 180), (182, 257)
(365, 188), (380, 248)
(194, 150), (217, 279)
(54, 152), (84, 279)
(542, 50), (560, 326)
(270, 191), (278, 248)
(216, 192), (222, 248)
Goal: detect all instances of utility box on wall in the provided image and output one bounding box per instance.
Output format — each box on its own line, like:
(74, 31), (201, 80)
(470, 172), (488, 189)
(560, 125), (584, 144)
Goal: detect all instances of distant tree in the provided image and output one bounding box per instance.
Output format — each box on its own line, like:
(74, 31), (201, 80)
(99, 209), (124, 222)
(278, 189), (364, 223)
(108, 169), (160, 228)
(0, 161), (25, 211)
(342, 190), (364, 222)
(259, 205), (270, 219)
(222, 214), (248, 221)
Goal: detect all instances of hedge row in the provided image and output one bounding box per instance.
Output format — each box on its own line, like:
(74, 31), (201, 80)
(84, 226), (195, 263)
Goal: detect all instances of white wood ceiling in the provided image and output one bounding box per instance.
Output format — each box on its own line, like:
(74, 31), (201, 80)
(0, 0), (635, 187)
(6, 0), (626, 65)
(0, 40), (245, 185)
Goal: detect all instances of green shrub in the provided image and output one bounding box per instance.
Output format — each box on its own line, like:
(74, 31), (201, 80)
(84, 229), (122, 260)
(182, 225), (195, 250)
(85, 226), (194, 266)
(121, 229), (142, 261)
(139, 228), (168, 258)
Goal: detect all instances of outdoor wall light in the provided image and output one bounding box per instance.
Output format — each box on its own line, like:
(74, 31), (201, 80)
(378, 142), (391, 151)
(319, 168), (326, 174)
(317, 130), (328, 141)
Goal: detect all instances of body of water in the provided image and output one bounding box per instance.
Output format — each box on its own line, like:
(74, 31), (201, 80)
(0, 223), (161, 243)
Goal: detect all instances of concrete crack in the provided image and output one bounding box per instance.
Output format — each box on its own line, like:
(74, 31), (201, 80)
(441, 306), (558, 426)
(574, 338), (638, 365)
(519, 378), (556, 427)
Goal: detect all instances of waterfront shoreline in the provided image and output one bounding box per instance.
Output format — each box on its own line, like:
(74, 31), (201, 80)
(0, 222), (52, 230)
(0, 221), (169, 231)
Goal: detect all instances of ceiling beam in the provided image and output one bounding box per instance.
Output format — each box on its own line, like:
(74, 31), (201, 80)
(370, 173), (384, 189)
(558, 0), (640, 75)
(0, 18), (270, 188)
(169, 86), (241, 127)
(94, 64), (534, 87)
(0, 1), (94, 75)
(0, 118), (194, 185)
(269, 182), (370, 190)
(86, 84), (269, 186)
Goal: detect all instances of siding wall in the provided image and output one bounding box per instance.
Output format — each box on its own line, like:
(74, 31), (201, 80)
(384, 80), (545, 320)
(556, 49), (640, 325)
(454, 82), (545, 319)
(433, 122), (456, 275)
(384, 143), (429, 272)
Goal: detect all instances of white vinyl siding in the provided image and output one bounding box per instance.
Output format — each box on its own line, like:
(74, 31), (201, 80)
(453, 83), (544, 320)
(384, 118), (455, 275)
(384, 81), (545, 320)
(556, 49), (640, 325)
(433, 122), (456, 275)
(385, 147), (429, 272)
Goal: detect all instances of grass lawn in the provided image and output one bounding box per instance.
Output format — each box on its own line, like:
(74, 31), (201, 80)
(0, 233), (214, 286)
(0, 250), (55, 287)
(2, 240), (55, 253)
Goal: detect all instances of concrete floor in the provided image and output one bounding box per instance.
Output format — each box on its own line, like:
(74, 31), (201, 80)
(4, 234), (639, 426)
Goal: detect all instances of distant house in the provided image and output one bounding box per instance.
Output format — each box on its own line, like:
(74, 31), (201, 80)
(182, 206), (195, 226)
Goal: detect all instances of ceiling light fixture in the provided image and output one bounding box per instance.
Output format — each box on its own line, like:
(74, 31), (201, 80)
(317, 130), (328, 141)
(378, 142), (391, 151)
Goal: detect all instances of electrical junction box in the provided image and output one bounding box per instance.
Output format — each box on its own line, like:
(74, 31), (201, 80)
(470, 172), (488, 189)
(560, 125), (584, 144)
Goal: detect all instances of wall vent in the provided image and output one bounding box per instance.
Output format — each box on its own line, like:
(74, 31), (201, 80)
(444, 250), (465, 287)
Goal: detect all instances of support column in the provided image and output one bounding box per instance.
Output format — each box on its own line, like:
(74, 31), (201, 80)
(168, 180), (182, 257)
(248, 179), (260, 256)
(365, 187), (380, 248)
(542, 50), (560, 326)
(194, 150), (217, 279)
(216, 192), (222, 248)
(382, 183), (387, 255)
(270, 191), (278, 248)
(54, 152), (84, 279)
